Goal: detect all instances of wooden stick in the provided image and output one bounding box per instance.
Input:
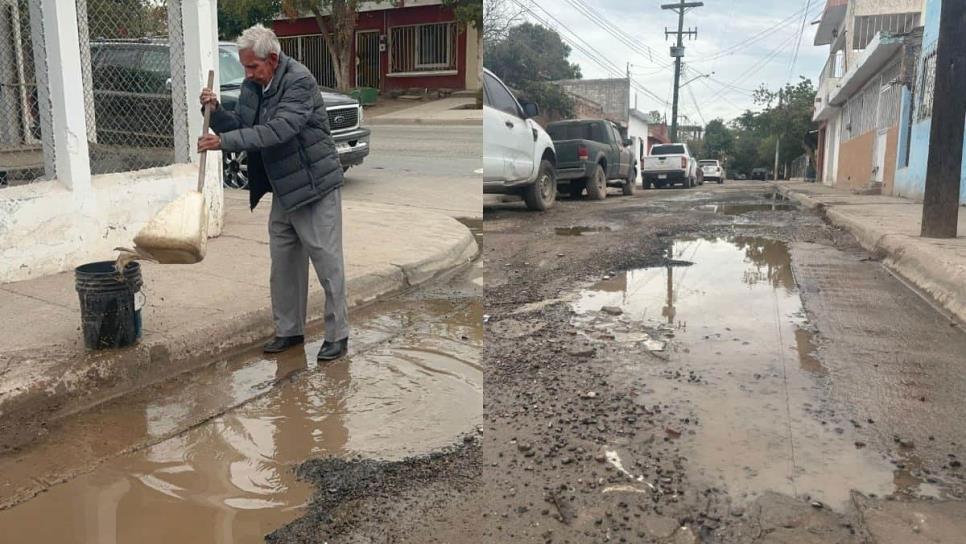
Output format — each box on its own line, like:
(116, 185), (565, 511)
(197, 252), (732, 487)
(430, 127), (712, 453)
(197, 69), (215, 193)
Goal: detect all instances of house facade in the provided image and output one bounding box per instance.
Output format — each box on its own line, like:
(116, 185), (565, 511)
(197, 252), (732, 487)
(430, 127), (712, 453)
(812, 0), (924, 194)
(272, 0), (480, 93)
(893, 0), (966, 204)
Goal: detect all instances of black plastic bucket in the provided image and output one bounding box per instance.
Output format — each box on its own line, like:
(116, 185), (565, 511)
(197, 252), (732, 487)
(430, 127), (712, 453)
(75, 261), (144, 350)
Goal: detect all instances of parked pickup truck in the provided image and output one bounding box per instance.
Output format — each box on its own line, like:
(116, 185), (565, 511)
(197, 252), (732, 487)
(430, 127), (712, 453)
(482, 68), (558, 211)
(546, 119), (637, 200)
(641, 143), (700, 189)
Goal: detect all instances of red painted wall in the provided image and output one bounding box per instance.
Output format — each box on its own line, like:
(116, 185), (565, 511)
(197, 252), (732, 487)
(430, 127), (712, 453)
(272, 5), (468, 91)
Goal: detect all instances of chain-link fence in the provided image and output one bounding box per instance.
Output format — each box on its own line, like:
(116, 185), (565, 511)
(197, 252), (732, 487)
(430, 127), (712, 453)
(0, 0), (195, 189)
(80, 0), (183, 175)
(0, 0), (48, 186)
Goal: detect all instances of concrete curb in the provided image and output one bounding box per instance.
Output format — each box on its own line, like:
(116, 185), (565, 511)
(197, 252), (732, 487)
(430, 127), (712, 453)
(367, 117), (482, 127)
(776, 184), (966, 324)
(0, 220), (478, 449)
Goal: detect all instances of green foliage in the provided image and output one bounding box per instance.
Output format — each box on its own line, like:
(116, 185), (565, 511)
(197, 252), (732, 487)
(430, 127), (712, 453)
(703, 119), (734, 161)
(515, 81), (576, 119)
(697, 78), (817, 175)
(218, 0), (283, 40)
(86, 0), (168, 38)
(441, 0), (483, 31)
(485, 23), (581, 84)
(484, 23), (581, 119)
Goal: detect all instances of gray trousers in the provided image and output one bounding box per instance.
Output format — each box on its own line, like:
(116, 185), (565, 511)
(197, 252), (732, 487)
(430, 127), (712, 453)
(269, 188), (349, 342)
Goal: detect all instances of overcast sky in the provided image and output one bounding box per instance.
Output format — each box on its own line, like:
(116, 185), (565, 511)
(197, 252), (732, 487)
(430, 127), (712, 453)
(517, 0), (828, 124)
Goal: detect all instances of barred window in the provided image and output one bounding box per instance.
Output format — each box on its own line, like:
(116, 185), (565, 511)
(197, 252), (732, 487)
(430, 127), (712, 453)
(279, 34), (337, 88)
(390, 22), (457, 74)
(916, 50), (937, 122)
(853, 12), (920, 50)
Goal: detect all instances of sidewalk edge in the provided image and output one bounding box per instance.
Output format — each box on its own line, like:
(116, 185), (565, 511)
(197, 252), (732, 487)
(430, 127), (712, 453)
(0, 222), (479, 450)
(777, 184), (966, 324)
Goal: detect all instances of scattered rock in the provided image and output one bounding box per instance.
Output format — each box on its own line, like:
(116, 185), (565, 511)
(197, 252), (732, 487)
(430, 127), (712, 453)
(601, 306), (624, 316)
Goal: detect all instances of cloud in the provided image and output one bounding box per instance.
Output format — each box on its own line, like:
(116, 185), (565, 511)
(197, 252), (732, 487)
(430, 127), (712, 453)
(520, 0), (827, 122)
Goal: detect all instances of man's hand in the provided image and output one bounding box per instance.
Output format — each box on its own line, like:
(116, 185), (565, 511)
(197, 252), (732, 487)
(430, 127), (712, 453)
(200, 87), (219, 110)
(197, 134), (221, 152)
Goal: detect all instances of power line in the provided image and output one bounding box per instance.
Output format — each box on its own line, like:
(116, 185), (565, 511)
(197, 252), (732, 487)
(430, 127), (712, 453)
(786, 0), (814, 83)
(563, 0), (673, 70)
(512, 0), (670, 107)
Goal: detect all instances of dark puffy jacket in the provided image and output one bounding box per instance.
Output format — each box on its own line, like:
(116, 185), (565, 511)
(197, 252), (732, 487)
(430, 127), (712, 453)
(210, 54), (343, 211)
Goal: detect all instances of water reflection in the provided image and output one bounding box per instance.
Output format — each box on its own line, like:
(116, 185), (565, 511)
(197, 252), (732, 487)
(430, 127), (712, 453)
(573, 237), (905, 509)
(0, 298), (482, 543)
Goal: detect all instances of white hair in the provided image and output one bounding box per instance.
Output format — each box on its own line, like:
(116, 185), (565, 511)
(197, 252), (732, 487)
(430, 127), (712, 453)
(237, 24), (281, 59)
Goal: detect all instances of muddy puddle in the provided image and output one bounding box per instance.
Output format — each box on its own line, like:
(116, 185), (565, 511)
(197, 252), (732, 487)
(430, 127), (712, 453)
(572, 237), (939, 509)
(555, 225), (614, 236)
(695, 203), (794, 215)
(0, 290), (482, 543)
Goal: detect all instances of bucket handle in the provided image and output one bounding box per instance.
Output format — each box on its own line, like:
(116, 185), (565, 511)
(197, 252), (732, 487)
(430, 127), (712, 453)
(197, 69), (215, 193)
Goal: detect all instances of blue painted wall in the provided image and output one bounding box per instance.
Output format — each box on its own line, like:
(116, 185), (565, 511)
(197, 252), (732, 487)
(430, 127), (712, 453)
(893, 0), (966, 204)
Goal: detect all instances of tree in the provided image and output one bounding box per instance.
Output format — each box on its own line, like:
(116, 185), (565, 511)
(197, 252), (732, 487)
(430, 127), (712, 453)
(282, 0), (387, 91)
(442, 0), (483, 89)
(86, 0), (168, 38)
(485, 23), (581, 84)
(483, 0), (528, 42)
(484, 23), (582, 119)
(219, 0), (283, 40)
(703, 119), (734, 162)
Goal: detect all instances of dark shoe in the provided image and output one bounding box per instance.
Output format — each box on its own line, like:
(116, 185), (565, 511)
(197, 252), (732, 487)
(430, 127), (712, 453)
(317, 338), (348, 361)
(263, 335), (304, 353)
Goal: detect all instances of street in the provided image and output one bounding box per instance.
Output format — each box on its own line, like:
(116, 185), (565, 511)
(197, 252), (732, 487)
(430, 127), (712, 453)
(480, 182), (966, 542)
(342, 125), (483, 219)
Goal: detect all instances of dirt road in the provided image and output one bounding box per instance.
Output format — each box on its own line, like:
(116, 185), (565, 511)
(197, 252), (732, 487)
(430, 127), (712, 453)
(479, 181), (966, 543)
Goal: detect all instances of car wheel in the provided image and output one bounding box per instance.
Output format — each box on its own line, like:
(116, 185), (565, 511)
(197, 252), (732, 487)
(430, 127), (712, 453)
(643, 178), (652, 190)
(223, 151), (248, 189)
(622, 168), (637, 196)
(524, 160), (557, 211)
(688, 176), (696, 188)
(585, 165), (607, 200)
(718, 179), (724, 184)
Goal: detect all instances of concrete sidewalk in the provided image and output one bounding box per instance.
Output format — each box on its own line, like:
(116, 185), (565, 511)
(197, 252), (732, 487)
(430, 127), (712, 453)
(367, 97), (481, 126)
(776, 181), (966, 323)
(0, 190), (477, 448)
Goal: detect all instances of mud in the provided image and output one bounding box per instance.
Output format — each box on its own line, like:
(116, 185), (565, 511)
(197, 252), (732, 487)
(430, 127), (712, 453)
(481, 183), (966, 542)
(0, 258), (482, 542)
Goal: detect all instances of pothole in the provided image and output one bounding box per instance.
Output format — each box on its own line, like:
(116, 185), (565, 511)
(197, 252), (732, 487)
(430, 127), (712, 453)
(555, 226), (614, 236)
(569, 236), (938, 509)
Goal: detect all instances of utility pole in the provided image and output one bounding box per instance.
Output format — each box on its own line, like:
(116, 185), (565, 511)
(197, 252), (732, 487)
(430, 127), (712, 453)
(921, 0), (966, 238)
(663, 0), (703, 142)
(774, 89), (783, 181)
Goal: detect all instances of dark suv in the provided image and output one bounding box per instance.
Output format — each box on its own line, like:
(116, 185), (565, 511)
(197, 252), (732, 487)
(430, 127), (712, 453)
(89, 40), (370, 188)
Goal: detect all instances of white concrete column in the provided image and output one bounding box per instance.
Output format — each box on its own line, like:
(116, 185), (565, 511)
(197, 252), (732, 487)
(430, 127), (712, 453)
(172, 0), (223, 236)
(76, 0), (97, 143)
(38, 0), (91, 194)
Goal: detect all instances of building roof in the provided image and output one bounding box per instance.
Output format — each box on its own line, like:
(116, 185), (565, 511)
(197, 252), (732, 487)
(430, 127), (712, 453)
(814, 0), (848, 46)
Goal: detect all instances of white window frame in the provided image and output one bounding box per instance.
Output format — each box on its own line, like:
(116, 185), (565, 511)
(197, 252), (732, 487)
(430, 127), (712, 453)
(388, 21), (457, 75)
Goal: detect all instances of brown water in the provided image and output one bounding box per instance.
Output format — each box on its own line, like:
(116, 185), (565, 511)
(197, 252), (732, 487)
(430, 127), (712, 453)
(694, 203), (794, 215)
(572, 237), (939, 509)
(0, 293), (481, 543)
(555, 226), (614, 236)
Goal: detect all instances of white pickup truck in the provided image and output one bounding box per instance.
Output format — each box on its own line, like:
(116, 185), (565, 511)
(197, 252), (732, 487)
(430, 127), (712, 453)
(641, 143), (701, 189)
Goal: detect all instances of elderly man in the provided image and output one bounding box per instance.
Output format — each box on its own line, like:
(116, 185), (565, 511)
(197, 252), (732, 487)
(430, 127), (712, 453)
(198, 24), (349, 361)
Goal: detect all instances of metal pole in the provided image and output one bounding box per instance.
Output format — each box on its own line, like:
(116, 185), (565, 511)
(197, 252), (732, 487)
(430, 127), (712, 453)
(671, 14), (683, 142)
(662, 1), (702, 142)
(921, 0), (966, 238)
(774, 89), (782, 181)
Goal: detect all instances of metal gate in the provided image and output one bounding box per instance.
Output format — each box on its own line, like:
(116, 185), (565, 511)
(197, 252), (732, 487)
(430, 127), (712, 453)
(355, 30), (380, 88)
(279, 34), (337, 88)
